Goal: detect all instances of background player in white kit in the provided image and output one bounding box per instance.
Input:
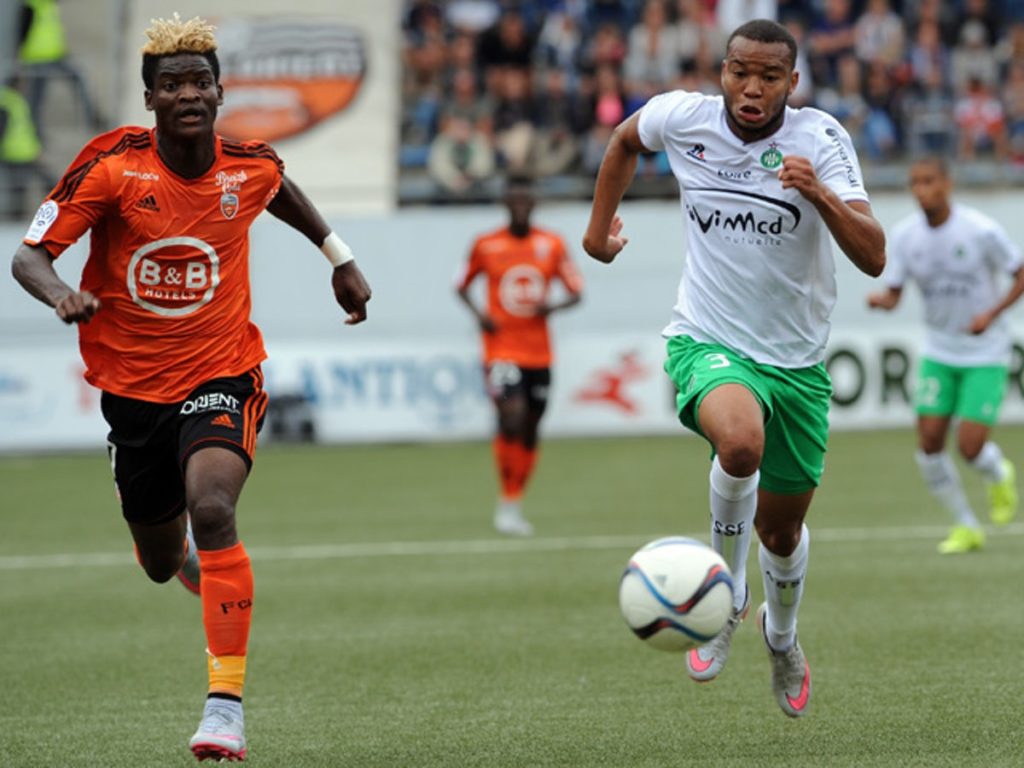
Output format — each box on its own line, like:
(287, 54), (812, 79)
(583, 19), (886, 717)
(867, 157), (1024, 554)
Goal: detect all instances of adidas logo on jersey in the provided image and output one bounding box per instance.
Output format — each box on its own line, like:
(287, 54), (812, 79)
(135, 194), (160, 212)
(211, 413), (236, 429)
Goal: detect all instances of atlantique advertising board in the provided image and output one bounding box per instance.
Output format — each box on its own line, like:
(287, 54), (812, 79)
(5, 196), (1024, 451)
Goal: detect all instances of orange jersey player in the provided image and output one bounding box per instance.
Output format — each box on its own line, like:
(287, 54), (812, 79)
(456, 176), (583, 536)
(10, 14), (371, 764)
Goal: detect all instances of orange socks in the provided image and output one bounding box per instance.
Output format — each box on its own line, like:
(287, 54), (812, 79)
(198, 542), (253, 698)
(492, 436), (539, 502)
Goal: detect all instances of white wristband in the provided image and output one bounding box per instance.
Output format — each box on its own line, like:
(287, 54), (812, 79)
(321, 232), (354, 267)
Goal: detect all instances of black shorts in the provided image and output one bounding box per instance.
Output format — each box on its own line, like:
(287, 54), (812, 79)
(485, 362), (551, 412)
(101, 368), (268, 525)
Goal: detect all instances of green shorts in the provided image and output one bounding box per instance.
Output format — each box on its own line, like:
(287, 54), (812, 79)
(664, 336), (832, 495)
(915, 357), (1008, 426)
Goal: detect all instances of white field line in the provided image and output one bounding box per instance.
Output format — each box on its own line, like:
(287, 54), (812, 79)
(1, 523), (1022, 571)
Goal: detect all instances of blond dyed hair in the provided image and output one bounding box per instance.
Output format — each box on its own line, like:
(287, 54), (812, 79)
(140, 12), (217, 56)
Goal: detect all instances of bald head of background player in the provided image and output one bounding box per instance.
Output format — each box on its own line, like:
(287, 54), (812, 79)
(10, 13), (371, 762)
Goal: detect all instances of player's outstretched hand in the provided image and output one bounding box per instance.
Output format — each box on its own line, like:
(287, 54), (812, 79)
(56, 291), (101, 324)
(583, 215), (629, 264)
(331, 262), (372, 325)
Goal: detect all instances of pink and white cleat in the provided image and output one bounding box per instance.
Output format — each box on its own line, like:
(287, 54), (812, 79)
(755, 602), (811, 718)
(189, 698), (246, 762)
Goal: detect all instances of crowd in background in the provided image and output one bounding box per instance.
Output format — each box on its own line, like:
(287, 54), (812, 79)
(401, 0), (1024, 199)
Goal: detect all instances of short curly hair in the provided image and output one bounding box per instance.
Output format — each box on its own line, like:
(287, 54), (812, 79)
(140, 13), (220, 89)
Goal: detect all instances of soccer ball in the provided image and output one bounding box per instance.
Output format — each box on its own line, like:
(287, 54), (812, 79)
(618, 536), (734, 652)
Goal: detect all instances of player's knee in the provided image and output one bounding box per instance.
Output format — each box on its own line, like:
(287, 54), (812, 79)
(956, 436), (984, 462)
(189, 495), (238, 545)
(138, 549), (185, 583)
(755, 522), (800, 557)
(715, 441), (761, 478)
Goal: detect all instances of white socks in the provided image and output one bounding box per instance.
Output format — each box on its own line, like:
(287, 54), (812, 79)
(915, 450), (979, 527)
(759, 524), (809, 652)
(971, 441), (1007, 483)
(708, 455), (758, 612)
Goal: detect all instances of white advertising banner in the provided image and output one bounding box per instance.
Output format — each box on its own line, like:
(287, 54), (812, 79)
(6, 329), (1024, 452)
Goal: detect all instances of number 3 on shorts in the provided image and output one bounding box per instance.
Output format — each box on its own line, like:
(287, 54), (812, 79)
(704, 352), (731, 370)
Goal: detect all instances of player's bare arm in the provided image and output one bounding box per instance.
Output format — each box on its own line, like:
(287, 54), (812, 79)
(11, 243), (101, 324)
(778, 155), (886, 277)
(582, 113), (643, 263)
(266, 174), (372, 325)
(970, 265), (1024, 334)
(456, 284), (497, 333)
(866, 286), (902, 311)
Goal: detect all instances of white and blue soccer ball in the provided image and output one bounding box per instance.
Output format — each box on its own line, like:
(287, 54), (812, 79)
(618, 536), (734, 652)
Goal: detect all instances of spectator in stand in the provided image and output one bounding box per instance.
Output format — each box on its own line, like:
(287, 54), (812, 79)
(855, 0), (905, 70)
(400, 1), (447, 166)
(493, 66), (540, 174)
(477, 8), (536, 92)
(624, 0), (680, 111)
(996, 21), (1024, 80)
(808, 0), (857, 87)
(906, 0), (956, 48)
(862, 59), (902, 160)
(579, 21), (628, 73)
(440, 67), (494, 140)
(449, 31), (483, 80)
(1002, 60), (1024, 163)
(907, 17), (951, 94)
(17, 0), (103, 138)
(951, 20), (999, 94)
(586, 0), (638, 34)
(427, 114), (497, 197)
(532, 67), (585, 176)
(904, 64), (955, 155)
(582, 63), (627, 174)
(814, 54), (867, 144)
(783, 14), (815, 107)
(954, 76), (1008, 161)
(538, 6), (584, 88)
(954, 0), (1001, 48)
(674, 55), (720, 95)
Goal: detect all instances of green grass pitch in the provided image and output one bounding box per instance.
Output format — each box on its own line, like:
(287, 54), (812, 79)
(1, 429), (1022, 767)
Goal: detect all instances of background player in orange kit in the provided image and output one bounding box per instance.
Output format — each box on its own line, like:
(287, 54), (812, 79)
(9, 14), (371, 763)
(456, 176), (583, 536)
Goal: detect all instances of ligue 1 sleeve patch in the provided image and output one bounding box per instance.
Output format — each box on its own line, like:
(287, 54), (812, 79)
(24, 200), (59, 243)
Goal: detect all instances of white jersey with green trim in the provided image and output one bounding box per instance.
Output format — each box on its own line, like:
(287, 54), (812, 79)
(886, 204), (1022, 367)
(638, 90), (869, 368)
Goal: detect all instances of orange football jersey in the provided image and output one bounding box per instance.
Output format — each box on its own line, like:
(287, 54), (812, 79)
(456, 226), (583, 368)
(23, 126), (284, 403)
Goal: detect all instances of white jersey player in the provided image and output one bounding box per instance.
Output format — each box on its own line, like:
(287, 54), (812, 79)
(868, 157), (1024, 554)
(583, 19), (887, 718)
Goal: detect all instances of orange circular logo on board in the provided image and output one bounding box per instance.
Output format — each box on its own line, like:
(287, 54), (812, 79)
(214, 18), (366, 142)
